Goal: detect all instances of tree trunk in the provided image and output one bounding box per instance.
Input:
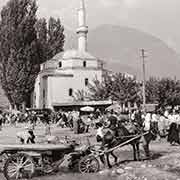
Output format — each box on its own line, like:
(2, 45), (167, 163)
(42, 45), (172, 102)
(9, 103), (13, 110)
(128, 102), (131, 113)
(14, 104), (17, 111)
(122, 103), (126, 112)
(22, 101), (26, 113)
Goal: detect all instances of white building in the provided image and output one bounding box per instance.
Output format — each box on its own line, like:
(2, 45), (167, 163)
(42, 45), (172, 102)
(33, 0), (104, 109)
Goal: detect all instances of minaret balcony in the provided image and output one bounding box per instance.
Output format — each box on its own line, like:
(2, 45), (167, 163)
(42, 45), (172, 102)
(76, 26), (88, 34)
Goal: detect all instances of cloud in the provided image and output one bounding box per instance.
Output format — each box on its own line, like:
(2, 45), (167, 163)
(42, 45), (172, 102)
(123, 0), (139, 8)
(0, 0), (9, 9)
(100, 0), (121, 7)
(1, 0), (180, 53)
(99, 0), (139, 8)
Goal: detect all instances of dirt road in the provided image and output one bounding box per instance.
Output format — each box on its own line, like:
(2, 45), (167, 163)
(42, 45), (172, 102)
(0, 125), (180, 180)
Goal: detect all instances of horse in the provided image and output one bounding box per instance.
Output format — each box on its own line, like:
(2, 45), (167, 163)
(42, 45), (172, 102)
(99, 121), (158, 168)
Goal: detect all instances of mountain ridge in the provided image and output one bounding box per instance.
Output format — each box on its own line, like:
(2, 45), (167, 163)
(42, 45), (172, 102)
(65, 24), (180, 79)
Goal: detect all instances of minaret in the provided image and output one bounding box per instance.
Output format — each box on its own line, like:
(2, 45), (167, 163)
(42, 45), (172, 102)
(76, 0), (88, 52)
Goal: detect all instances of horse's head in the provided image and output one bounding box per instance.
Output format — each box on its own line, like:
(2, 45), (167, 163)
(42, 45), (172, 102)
(125, 123), (135, 133)
(101, 128), (115, 145)
(115, 121), (136, 137)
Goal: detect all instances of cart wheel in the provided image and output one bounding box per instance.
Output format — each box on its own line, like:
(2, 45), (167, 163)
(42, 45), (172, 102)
(4, 153), (35, 180)
(79, 155), (100, 173)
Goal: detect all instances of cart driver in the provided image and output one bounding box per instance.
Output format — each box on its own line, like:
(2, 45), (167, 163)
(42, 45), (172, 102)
(107, 110), (118, 133)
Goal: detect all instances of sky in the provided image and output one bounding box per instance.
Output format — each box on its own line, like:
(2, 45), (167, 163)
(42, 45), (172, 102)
(0, 0), (180, 53)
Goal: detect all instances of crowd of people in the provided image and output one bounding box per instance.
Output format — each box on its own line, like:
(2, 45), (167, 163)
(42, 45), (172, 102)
(1, 106), (180, 146)
(131, 108), (180, 145)
(95, 108), (180, 146)
(48, 107), (180, 147)
(0, 110), (38, 127)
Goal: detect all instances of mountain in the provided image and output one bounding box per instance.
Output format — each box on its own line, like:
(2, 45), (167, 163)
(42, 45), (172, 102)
(64, 25), (180, 79)
(2, 25), (180, 108)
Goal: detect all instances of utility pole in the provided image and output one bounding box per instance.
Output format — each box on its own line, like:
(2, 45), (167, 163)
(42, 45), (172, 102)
(141, 49), (147, 112)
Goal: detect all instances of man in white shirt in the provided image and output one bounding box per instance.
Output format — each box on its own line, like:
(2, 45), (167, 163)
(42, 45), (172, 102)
(143, 113), (151, 131)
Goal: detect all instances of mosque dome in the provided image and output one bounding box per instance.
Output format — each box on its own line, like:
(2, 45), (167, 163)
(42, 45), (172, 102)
(52, 52), (64, 60)
(52, 49), (97, 61)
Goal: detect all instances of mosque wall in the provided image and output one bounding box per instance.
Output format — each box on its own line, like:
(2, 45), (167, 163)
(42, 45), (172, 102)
(72, 69), (102, 90)
(57, 59), (98, 69)
(36, 69), (102, 109)
(59, 60), (73, 68)
(32, 0), (104, 109)
(72, 59), (98, 68)
(48, 76), (74, 106)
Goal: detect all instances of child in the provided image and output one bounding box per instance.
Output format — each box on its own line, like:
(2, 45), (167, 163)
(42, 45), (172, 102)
(17, 126), (35, 144)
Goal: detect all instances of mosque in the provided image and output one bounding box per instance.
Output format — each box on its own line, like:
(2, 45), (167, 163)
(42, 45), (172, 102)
(33, 0), (112, 110)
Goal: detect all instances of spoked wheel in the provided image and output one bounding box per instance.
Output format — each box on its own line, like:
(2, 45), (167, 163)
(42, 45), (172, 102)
(78, 155), (100, 173)
(4, 153), (35, 180)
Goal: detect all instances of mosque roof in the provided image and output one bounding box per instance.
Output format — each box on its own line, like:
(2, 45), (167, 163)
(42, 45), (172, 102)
(52, 49), (97, 60)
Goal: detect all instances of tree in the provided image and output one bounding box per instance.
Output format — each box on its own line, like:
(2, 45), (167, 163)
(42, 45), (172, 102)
(0, 0), (39, 109)
(35, 17), (65, 61)
(157, 78), (180, 107)
(0, 0), (65, 109)
(111, 73), (141, 105)
(88, 72), (113, 101)
(88, 72), (141, 106)
(145, 77), (159, 104)
(73, 89), (90, 101)
(145, 77), (180, 107)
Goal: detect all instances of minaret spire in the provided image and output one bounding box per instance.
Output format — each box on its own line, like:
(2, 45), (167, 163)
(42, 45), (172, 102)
(80, 0), (85, 11)
(76, 0), (88, 52)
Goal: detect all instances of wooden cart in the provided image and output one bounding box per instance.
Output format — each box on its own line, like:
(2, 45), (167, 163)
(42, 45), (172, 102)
(0, 143), (77, 180)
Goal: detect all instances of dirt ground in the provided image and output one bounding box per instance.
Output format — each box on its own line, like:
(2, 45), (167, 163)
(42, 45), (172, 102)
(0, 124), (180, 180)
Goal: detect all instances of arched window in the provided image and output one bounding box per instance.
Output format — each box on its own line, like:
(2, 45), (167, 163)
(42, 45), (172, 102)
(69, 88), (73, 96)
(85, 78), (88, 86)
(83, 61), (86, 67)
(59, 61), (62, 68)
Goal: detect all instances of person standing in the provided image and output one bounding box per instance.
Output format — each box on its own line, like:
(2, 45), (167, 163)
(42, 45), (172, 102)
(0, 111), (3, 131)
(72, 111), (79, 134)
(167, 110), (180, 145)
(107, 110), (118, 136)
(44, 111), (51, 136)
(143, 112), (151, 132)
(158, 112), (167, 138)
(85, 115), (91, 133)
(134, 109), (143, 128)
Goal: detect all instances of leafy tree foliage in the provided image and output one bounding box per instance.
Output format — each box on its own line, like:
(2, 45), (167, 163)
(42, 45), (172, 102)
(35, 17), (65, 61)
(0, 0), (65, 109)
(88, 72), (141, 105)
(89, 73), (180, 108)
(111, 73), (141, 105)
(73, 89), (90, 101)
(88, 72), (112, 101)
(145, 77), (159, 104)
(0, 0), (39, 108)
(145, 77), (180, 107)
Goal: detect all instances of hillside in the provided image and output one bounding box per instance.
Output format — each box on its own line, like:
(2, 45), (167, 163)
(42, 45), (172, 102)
(1, 25), (180, 107)
(65, 25), (180, 79)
